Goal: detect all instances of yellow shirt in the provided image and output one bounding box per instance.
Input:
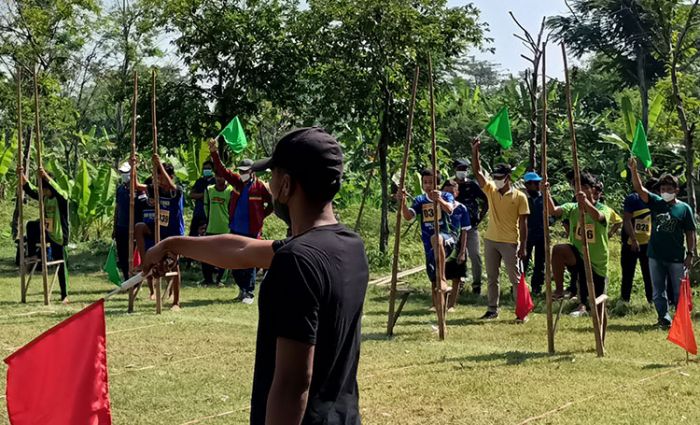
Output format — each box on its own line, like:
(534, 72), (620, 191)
(483, 181), (530, 244)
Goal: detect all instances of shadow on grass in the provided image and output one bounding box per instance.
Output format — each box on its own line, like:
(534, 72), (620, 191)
(448, 350), (575, 366)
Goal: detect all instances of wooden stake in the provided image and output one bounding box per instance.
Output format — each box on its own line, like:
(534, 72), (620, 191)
(128, 71), (138, 313)
(561, 43), (605, 357)
(541, 43), (556, 354)
(16, 65), (26, 303)
(428, 55), (447, 340)
(32, 67), (50, 306)
(387, 65), (419, 337)
(151, 68), (162, 314)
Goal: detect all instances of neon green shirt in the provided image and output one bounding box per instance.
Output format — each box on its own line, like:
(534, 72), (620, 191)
(561, 202), (613, 276)
(205, 185), (233, 235)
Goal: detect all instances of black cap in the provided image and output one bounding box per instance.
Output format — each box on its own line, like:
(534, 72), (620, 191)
(491, 163), (513, 178)
(238, 159), (254, 171)
(453, 158), (470, 168)
(251, 127), (343, 194)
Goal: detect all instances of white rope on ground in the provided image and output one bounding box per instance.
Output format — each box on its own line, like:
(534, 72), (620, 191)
(0, 310), (58, 320)
(515, 365), (688, 425)
(178, 407), (249, 425)
(109, 349), (255, 376)
(106, 321), (174, 335)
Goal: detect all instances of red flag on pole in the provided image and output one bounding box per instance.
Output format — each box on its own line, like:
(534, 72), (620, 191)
(4, 299), (112, 425)
(515, 272), (534, 320)
(133, 248), (142, 268)
(668, 276), (697, 356)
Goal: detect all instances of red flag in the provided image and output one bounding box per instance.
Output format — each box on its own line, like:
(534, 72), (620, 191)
(515, 273), (534, 320)
(4, 300), (112, 425)
(668, 276), (697, 356)
(133, 248), (141, 268)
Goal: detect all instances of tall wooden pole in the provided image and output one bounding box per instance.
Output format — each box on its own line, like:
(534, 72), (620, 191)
(17, 65), (26, 303)
(128, 72), (138, 313)
(151, 68), (162, 314)
(387, 65), (419, 336)
(562, 43), (605, 357)
(32, 68), (50, 306)
(428, 55), (447, 340)
(541, 43), (555, 354)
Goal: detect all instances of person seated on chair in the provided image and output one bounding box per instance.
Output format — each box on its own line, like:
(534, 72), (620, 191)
(396, 169), (455, 310)
(21, 168), (70, 304)
(440, 179), (471, 311)
(134, 156), (185, 310)
(547, 173), (613, 317)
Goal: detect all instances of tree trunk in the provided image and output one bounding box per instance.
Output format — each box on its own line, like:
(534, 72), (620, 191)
(636, 49), (649, 130)
(378, 94), (391, 254)
(528, 69), (538, 171)
(670, 60), (696, 212)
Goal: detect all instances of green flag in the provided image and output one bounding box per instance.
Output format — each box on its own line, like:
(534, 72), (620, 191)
(485, 107), (513, 149)
(632, 120), (652, 168)
(219, 116), (248, 154)
(103, 243), (121, 286)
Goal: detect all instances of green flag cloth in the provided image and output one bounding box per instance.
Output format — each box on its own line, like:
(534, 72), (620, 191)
(219, 116), (248, 154)
(485, 107), (513, 149)
(632, 120), (652, 168)
(103, 243), (121, 286)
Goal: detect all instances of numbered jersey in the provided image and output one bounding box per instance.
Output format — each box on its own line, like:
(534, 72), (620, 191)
(146, 185), (185, 237)
(410, 192), (454, 250)
(622, 193), (652, 245)
(561, 201), (613, 277)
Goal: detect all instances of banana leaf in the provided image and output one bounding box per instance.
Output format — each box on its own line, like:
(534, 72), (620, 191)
(648, 93), (664, 131)
(621, 96), (637, 142)
(198, 139), (210, 173)
(88, 165), (117, 216)
(73, 158), (92, 221)
(0, 132), (18, 177)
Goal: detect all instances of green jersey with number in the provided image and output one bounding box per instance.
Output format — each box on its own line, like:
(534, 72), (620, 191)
(561, 202), (613, 276)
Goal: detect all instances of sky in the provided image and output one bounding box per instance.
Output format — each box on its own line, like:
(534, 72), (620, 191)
(450, 0), (571, 77)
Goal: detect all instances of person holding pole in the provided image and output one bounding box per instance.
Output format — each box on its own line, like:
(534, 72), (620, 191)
(524, 171), (546, 296)
(21, 169), (70, 303)
(628, 158), (697, 329)
(113, 161), (146, 280)
(143, 127), (368, 424)
(440, 179), (471, 310)
(471, 139), (530, 320)
(188, 160), (215, 274)
(548, 173), (613, 317)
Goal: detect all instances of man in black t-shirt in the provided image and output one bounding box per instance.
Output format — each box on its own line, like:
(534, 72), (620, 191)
(453, 158), (488, 294)
(144, 127), (368, 425)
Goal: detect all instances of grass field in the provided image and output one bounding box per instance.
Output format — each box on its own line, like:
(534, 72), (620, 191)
(2, 205), (700, 424)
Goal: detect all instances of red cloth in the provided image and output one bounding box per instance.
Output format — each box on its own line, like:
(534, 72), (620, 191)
(515, 273), (534, 320)
(4, 300), (112, 425)
(133, 248), (141, 268)
(668, 276), (697, 355)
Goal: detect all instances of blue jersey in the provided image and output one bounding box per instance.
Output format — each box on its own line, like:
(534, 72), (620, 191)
(410, 192), (454, 250)
(158, 187), (185, 237)
(449, 202), (472, 239)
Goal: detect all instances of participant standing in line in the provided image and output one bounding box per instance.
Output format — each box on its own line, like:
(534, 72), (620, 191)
(619, 179), (657, 306)
(209, 141), (273, 304)
(548, 173), (613, 317)
(144, 127), (368, 425)
(629, 158), (697, 329)
(524, 172), (545, 296)
(201, 169), (233, 286)
(471, 139), (530, 321)
(441, 179), (471, 311)
(113, 161), (147, 280)
(22, 169), (70, 304)
(453, 159), (488, 294)
(185, 161), (214, 271)
(397, 169), (455, 299)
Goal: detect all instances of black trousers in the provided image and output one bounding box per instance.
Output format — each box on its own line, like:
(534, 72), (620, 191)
(568, 245), (606, 308)
(526, 239), (545, 294)
(115, 228), (131, 281)
(49, 239), (67, 300)
(620, 242), (652, 303)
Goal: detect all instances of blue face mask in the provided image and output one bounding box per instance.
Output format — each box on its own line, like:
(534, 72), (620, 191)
(203, 169), (213, 178)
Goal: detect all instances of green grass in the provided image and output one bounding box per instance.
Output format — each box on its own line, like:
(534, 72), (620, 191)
(1, 203), (700, 424)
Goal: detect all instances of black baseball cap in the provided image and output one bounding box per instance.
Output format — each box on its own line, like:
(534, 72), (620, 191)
(491, 163), (513, 178)
(453, 158), (470, 168)
(251, 127), (343, 198)
(238, 159), (254, 171)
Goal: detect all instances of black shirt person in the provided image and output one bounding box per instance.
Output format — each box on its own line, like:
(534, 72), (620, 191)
(143, 127), (368, 424)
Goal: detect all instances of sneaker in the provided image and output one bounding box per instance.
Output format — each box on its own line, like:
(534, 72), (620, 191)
(429, 306), (437, 312)
(217, 282), (225, 288)
(515, 316), (529, 324)
(657, 319), (672, 330)
(235, 291), (245, 302)
(570, 307), (588, 318)
(447, 307), (456, 313)
(242, 293), (255, 305)
(472, 285), (482, 295)
(480, 311), (498, 320)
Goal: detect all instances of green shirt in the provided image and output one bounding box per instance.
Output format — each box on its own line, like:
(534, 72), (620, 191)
(205, 184), (233, 235)
(561, 202), (613, 276)
(44, 196), (64, 245)
(646, 193), (696, 263)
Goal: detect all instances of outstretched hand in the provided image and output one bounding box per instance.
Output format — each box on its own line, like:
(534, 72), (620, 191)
(471, 137), (481, 153)
(628, 157), (637, 171)
(208, 138), (218, 154)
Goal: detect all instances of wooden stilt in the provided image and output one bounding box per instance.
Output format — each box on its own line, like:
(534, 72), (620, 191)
(387, 65), (420, 336)
(541, 43), (555, 354)
(16, 65), (27, 304)
(32, 67), (50, 306)
(428, 55), (447, 340)
(562, 43), (606, 357)
(128, 71), (138, 314)
(151, 68), (162, 315)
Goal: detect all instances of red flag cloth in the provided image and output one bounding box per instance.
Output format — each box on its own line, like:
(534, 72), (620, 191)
(133, 249), (141, 268)
(668, 276), (697, 356)
(515, 273), (534, 320)
(4, 299), (112, 425)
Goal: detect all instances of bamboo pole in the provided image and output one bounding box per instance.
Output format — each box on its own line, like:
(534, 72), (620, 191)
(387, 65), (419, 337)
(17, 65), (26, 303)
(151, 68), (162, 314)
(128, 71), (138, 313)
(354, 145), (380, 232)
(561, 43), (605, 357)
(32, 68), (50, 306)
(541, 43), (554, 354)
(428, 55), (447, 340)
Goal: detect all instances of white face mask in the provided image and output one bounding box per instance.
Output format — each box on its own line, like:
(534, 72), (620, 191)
(241, 173), (251, 183)
(121, 173), (130, 184)
(494, 179), (507, 190)
(661, 192), (676, 202)
(456, 171), (468, 180)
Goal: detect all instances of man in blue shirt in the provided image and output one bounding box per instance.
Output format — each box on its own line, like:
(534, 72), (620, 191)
(441, 179), (471, 310)
(397, 169), (455, 296)
(524, 172), (545, 295)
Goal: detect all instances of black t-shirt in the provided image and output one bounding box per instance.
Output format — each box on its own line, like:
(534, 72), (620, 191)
(456, 179), (488, 227)
(251, 224), (369, 425)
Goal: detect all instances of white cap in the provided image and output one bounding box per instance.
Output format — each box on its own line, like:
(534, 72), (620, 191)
(118, 162), (131, 173)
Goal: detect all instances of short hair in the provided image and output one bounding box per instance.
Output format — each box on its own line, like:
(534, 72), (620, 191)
(579, 172), (597, 188)
(163, 163), (175, 177)
(441, 179), (458, 191)
(202, 160), (214, 168)
(644, 178), (659, 192)
(420, 169), (440, 184)
(658, 174), (679, 189)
